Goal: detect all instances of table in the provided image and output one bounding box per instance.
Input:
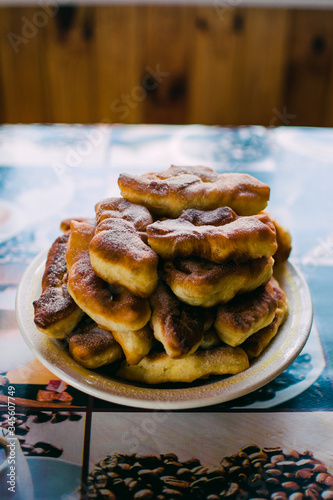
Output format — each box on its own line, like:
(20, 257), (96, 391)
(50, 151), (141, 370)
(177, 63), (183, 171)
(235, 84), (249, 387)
(0, 124), (332, 499)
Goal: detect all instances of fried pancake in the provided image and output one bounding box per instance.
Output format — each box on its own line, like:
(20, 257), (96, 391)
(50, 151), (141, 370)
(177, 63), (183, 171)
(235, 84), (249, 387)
(94, 197), (153, 231)
(68, 320), (123, 369)
(214, 278), (280, 347)
(33, 232), (84, 338)
(179, 206), (238, 226)
(147, 212), (277, 263)
(118, 165), (270, 217)
(110, 324), (154, 365)
(163, 256), (274, 307)
(90, 218), (158, 298)
(272, 218), (292, 265)
(116, 345), (250, 384)
(242, 279), (289, 358)
(149, 281), (212, 358)
(66, 221), (151, 336)
(60, 217), (96, 233)
(200, 328), (222, 350)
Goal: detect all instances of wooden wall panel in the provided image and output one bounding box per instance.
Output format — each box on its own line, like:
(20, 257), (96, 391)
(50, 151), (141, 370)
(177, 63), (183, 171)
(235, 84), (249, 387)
(0, 7), (47, 123)
(234, 8), (291, 126)
(188, 7), (245, 125)
(0, 5), (333, 127)
(188, 7), (290, 126)
(141, 6), (194, 124)
(41, 5), (97, 123)
(285, 9), (333, 127)
(94, 5), (143, 124)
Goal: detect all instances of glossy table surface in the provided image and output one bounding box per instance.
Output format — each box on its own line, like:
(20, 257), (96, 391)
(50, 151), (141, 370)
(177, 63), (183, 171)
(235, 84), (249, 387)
(0, 124), (332, 499)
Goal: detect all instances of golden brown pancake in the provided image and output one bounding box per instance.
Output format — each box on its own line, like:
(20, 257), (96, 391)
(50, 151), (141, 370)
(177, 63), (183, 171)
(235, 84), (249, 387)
(90, 218), (158, 298)
(272, 218), (292, 265)
(60, 217), (96, 233)
(147, 212), (277, 263)
(68, 320), (123, 369)
(163, 256), (274, 307)
(33, 232), (84, 338)
(214, 278), (280, 347)
(116, 344), (250, 384)
(94, 197), (153, 231)
(242, 278), (289, 358)
(149, 281), (212, 358)
(118, 165), (270, 217)
(66, 221), (152, 363)
(89, 198), (158, 298)
(110, 324), (154, 365)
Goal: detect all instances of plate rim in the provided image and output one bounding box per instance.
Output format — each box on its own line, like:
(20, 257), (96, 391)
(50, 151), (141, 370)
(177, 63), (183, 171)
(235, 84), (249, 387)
(16, 251), (313, 410)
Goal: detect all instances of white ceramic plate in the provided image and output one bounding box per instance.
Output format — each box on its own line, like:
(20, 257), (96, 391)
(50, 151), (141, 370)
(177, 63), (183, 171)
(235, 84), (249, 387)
(16, 251), (313, 410)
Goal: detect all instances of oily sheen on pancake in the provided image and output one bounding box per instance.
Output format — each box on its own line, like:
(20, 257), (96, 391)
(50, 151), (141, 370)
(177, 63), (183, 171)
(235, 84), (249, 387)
(33, 232), (84, 338)
(118, 165), (270, 217)
(163, 256), (274, 307)
(147, 212), (277, 263)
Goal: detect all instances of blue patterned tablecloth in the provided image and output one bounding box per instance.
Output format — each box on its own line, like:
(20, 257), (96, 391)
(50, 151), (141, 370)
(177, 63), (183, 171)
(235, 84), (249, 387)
(0, 124), (332, 411)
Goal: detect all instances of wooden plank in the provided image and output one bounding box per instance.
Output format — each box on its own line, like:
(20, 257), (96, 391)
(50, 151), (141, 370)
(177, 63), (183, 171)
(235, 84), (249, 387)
(188, 6), (242, 125)
(284, 9), (333, 127)
(40, 5), (97, 123)
(234, 8), (291, 126)
(188, 6), (291, 126)
(0, 7), (47, 123)
(93, 5), (142, 124)
(141, 5), (194, 124)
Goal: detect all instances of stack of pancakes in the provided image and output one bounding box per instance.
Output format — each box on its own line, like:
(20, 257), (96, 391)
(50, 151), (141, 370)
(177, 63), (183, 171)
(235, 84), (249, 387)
(33, 166), (291, 384)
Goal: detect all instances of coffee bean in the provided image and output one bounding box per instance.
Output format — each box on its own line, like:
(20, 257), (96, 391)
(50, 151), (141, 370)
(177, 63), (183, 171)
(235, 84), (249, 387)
(241, 445), (261, 455)
(289, 493), (304, 500)
(176, 467), (192, 479)
(270, 455), (286, 465)
(98, 490), (116, 500)
(305, 488), (321, 499)
(322, 491), (333, 500)
(271, 492), (288, 500)
(316, 474), (333, 486)
(281, 481), (300, 491)
(182, 457), (201, 468)
(161, 487), (184, 498)
(134, 489), (154, 499)
(262, 447), (283, 456)
(221, 482), (239, 497)
(276, 461), (297, 471)
(266, 469), (283, 477)
(296, 469), (314, 480)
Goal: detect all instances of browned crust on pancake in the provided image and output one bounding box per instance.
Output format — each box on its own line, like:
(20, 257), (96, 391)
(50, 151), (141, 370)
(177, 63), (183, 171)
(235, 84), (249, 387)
(118, 165), (270, 217)
(90, 218), (158, 298)
(214, 278), (279, 346)
(149, 281), (208, 358)
(67, 221), (151, 334)
(33, 232), (84, 337)
(242, 277), (289, 358)
(94, 197), (153, 230)
(68, 320), (123, 369)
(147, 212), (277, 263)
(163, 256), (274, 307)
